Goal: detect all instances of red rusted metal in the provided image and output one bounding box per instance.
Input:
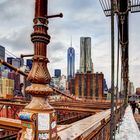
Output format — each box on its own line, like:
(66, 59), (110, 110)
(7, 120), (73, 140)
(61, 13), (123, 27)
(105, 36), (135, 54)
(20, 54), (34, 58)
(18, 0), (63, 139)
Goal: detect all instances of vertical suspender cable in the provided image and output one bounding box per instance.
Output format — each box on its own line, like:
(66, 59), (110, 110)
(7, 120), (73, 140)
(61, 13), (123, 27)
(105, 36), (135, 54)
(110, 0), (115, 139)
(114, 15), (120, 139)
(116, 16), (120, 107)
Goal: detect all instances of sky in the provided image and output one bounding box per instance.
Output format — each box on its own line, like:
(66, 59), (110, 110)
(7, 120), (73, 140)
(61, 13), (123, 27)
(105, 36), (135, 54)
(0, 0), (140, 89)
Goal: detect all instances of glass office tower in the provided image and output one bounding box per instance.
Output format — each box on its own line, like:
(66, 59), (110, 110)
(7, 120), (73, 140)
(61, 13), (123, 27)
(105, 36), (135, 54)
(80, 37), (92, 73)
(67, 47), (75, 81)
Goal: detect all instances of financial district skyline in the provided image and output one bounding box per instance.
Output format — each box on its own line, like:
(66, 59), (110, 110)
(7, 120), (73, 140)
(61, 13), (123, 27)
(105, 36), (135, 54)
(67, 36), (94, 81)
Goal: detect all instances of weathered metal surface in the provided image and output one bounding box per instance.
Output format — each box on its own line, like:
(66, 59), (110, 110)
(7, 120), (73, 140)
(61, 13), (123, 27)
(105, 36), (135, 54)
(0, 98), (124, 139)
(118, 0), (129, 106)
(0, 129), (17, 139)
(50, 101), (112, 110)
(0, 117), (21, 130)
(20, 54), (34, 58)
(58, 105), (124, 140)
(54, 106), (100, 114)
(57, 112), (91, 125)
(0, 100), (26, 119)
(52, 87), (80, 101)
(0, 101), (27, 107)
(17, 0), (64, 139)
(58, 109), (110, 139)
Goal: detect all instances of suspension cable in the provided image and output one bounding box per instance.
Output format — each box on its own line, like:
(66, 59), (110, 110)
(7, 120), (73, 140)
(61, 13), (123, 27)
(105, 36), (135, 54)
(116, 15), (120, 106)
(5, 49), (18, 58)
(110, 0), (115, 139)
(113, 14), (120, 139)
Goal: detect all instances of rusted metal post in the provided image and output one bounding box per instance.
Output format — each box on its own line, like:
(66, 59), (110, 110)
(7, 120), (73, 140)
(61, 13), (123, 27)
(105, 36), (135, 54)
(18, 0), (61, 139)
(118, 0), (129, 107)
(20, 54), (34, 58)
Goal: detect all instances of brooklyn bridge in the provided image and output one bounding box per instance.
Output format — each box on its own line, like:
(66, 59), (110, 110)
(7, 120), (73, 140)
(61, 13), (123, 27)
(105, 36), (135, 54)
(0, 0), (140, 140)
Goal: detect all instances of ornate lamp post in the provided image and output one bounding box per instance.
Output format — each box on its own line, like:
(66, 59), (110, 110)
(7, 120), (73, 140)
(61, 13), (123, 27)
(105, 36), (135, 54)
(18, 0), (62, 139)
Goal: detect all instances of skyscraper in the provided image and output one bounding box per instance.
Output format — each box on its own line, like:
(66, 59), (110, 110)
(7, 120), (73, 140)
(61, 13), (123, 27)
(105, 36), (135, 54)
(67, 47), (75, 81)
(80, 37), (92, 73)
(7, 57), (14, 65)
(54, 69), (61, 78)
(7, 57), (22, 68)
(0, 45), (5, 61)
(26, 59), (33, 70)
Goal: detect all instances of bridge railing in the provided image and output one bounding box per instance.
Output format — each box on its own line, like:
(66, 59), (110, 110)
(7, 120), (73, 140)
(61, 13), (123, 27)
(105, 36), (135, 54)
(0, 98), (125, 139)
(0, 98), (27, 119)
(58, 105), (125, 140)
(50, 95), (124, 105)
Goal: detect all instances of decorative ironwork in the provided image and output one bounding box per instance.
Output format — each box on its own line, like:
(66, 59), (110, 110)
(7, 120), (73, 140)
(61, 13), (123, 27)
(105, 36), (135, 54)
(99, 0), (140, 139)
(99, 0), (140, 16)
(130, 0), (140, 13)
(18, 0), (63, 139)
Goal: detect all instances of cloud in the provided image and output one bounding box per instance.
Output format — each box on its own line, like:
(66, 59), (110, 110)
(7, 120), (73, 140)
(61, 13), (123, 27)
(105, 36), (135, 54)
(0, 0), (140, 89)
(0, 26), (33, 57)
(0, 0), (34, 26)
(0, 0), (34, 57)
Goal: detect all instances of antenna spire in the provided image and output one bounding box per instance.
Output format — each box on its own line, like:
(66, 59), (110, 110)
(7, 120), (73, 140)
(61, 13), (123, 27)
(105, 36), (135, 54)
(71, 36), (72, 47)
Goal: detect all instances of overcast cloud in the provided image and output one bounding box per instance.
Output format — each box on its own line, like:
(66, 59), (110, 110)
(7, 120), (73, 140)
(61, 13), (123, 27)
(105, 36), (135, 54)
(0, 0), (140, 89)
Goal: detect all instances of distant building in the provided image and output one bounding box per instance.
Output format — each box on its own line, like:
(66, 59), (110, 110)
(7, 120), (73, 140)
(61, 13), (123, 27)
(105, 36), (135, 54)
(103, 79), (108, 93)
(0, 45), (5, 61)
(0, 63), (5, 72)
(26, 59), (33, 70)
(69, 72), (104, 98)
(59, 75), (67, 91)
(54, 69), (61, 78)
(8, 71), (20, 90)
(128, 82), (134, 95)
(94, 72), (104, 98)
(67, 47), (75, 81)
(80, 37), (93, 73)
(51, 75), (67, 91)
(19, 58), (24, 67)
(1, 69), (9, 78)
(7, 57), (22, 68)
(7, 57), (23, 71)
(7, 57), (14, 65)
(51, 77), (60, 88)
(12, 58), (21, 68)
(136, 87), (140, 95)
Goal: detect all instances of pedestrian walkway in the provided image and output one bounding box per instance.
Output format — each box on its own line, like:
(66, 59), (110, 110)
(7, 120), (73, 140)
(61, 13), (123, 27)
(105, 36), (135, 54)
(116, 105), (140, 140)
